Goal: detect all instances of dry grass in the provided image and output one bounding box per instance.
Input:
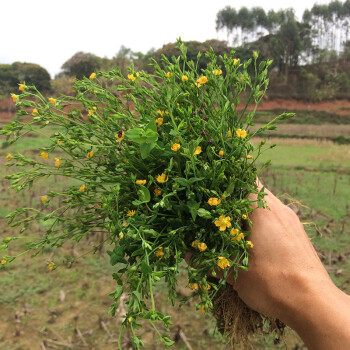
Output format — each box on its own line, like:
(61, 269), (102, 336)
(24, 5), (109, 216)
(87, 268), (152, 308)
(252, 124), (350, 137)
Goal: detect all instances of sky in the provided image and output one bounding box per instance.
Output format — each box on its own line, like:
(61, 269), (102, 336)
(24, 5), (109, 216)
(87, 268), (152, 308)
(1, 0), (331, 78)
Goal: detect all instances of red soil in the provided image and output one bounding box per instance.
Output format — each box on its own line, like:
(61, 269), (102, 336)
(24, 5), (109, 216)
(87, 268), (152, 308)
(1, 96), (350, 124)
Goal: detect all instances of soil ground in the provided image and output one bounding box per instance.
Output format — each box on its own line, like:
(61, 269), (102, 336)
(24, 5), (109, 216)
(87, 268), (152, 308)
(1, 97), (350, 124)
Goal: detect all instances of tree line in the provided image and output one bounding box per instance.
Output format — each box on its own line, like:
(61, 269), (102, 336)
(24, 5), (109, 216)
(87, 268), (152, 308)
(216, 1), (350, 80)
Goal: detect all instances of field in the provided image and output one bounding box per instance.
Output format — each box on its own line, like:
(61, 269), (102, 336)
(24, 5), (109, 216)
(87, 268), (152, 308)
(1, 101), (350, 349)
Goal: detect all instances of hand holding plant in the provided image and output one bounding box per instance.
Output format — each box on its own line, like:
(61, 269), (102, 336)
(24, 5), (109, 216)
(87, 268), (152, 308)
(1, 39), (293, 348)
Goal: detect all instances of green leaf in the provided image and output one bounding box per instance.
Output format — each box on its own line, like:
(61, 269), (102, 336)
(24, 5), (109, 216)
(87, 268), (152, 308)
(131, 248), (144, 257)
(132, 290), (141, 302)
(189, 177), (204, 184)
(174, 177), (188, 187)
(169, 129), (181, 137)
(197, 208), (212, 219)
(146, 119), (157, 133)
(125, 128), (144, 143)
(141, 261), (152, 275)
(138, 186), (150, 203)
(109, 285), (123, 301)
(187, 201), (200, 221)
(112, 273), (123, 285)
(140, 142), (155, 159)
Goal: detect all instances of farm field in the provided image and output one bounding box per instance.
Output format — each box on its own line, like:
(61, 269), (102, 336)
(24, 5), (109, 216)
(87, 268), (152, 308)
(0, 103), (350, 349)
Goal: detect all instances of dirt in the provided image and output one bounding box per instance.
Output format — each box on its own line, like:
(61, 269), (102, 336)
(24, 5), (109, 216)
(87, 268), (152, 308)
(1, 96), (350, 124)
(254, 98), (350, 115)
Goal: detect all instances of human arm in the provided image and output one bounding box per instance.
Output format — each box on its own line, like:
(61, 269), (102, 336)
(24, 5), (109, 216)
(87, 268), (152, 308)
(233, 182), (350, 350)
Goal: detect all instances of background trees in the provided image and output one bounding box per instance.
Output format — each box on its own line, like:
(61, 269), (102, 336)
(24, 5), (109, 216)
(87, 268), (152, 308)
(0, 62), (51, 95)
(61, 52), (101, 79)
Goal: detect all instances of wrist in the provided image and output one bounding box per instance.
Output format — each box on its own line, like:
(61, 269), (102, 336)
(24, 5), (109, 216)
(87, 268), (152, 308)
(279, 273), (350, 349)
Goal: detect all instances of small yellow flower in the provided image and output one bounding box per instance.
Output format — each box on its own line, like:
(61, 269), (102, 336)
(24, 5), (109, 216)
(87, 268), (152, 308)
(208, 198), (221, 206)
(171, 143), (181, 152)
(188, 283), (199, 290)
(11, 94), (18, 102)
(215, 215), (231, 231)
(222, 194), (226, 199)
(19, 83), (26, 91)
(197, 242), (207, 252)
(253, 51), (258, 59)
(193, 146), (202, 155)
(156, 173), (168, 183)
(136, 72), (140, 77)
(155, 117), (163, 126)
(246, 154), (252, 159)
(57, 139), (63, 146)
(136, 179), (147, 185)
(54, 157), (61, 167)
(32, 108), (38, 117)
(47, 261), (55, 271)
(230, 229), (244, 242)
(49, 98), (56, 106)
(86, 151), (94, 159)
(119, 232), (124, 239)
(202, 284), (211, 290)
(6, 153), (12, 161)
(233, 58), (240, 66)
(41, 196), (47, 203)
(182, 75), (188, 81)
(166, 72), (173, 78)
(127, 210), (136, 217)
(217, 257), (230, 269)
(246, 241), (254, 248)
(155, 247), (164, 260)
(242, 214), (247, 220)
(79, 184), (86, 192)
(213, 69), (222, 76)
(230, 228), (239, 235)
(191, 240), (199, 248)
(90, 72), (96, 79)
(128, 74), (136, 82)
(88, 109), (94, 116)
(115, 131), (125, 143)
(199, 305), (205, 313)
(41, 152), (48, 160)
(1, 257), (7, 264)
(154, 188), (162, 196)
(236, 128), (247, 138)
(219, 150), (224, 157)
(157, 110), (165, 116)
(195, 82), (201, 88)
(197, 76), (208, 85)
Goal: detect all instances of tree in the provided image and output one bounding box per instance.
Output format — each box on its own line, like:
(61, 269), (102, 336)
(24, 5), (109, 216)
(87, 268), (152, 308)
(0, 62), (51, 94)
(12, 62), (51, 90)
(154, 40), (234, 73)
(61, 52), (101, 79)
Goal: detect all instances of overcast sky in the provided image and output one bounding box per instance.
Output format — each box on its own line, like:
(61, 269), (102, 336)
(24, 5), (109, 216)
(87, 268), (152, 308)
(1, 0), (330, 78)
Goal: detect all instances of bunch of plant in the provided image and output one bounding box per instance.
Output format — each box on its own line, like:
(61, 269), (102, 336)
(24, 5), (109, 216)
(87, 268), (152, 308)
(1, 39), (293, 348)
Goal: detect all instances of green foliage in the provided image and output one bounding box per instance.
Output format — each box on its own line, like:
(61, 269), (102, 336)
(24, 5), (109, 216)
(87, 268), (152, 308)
(154, 39), (233, 73)
(1, 39), (291, 348)
(61, 51), (101, 79)
(0, 62), (51, 94)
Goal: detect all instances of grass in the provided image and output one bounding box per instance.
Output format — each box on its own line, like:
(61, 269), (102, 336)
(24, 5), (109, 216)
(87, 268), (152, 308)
(0, 123), (349, 349)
